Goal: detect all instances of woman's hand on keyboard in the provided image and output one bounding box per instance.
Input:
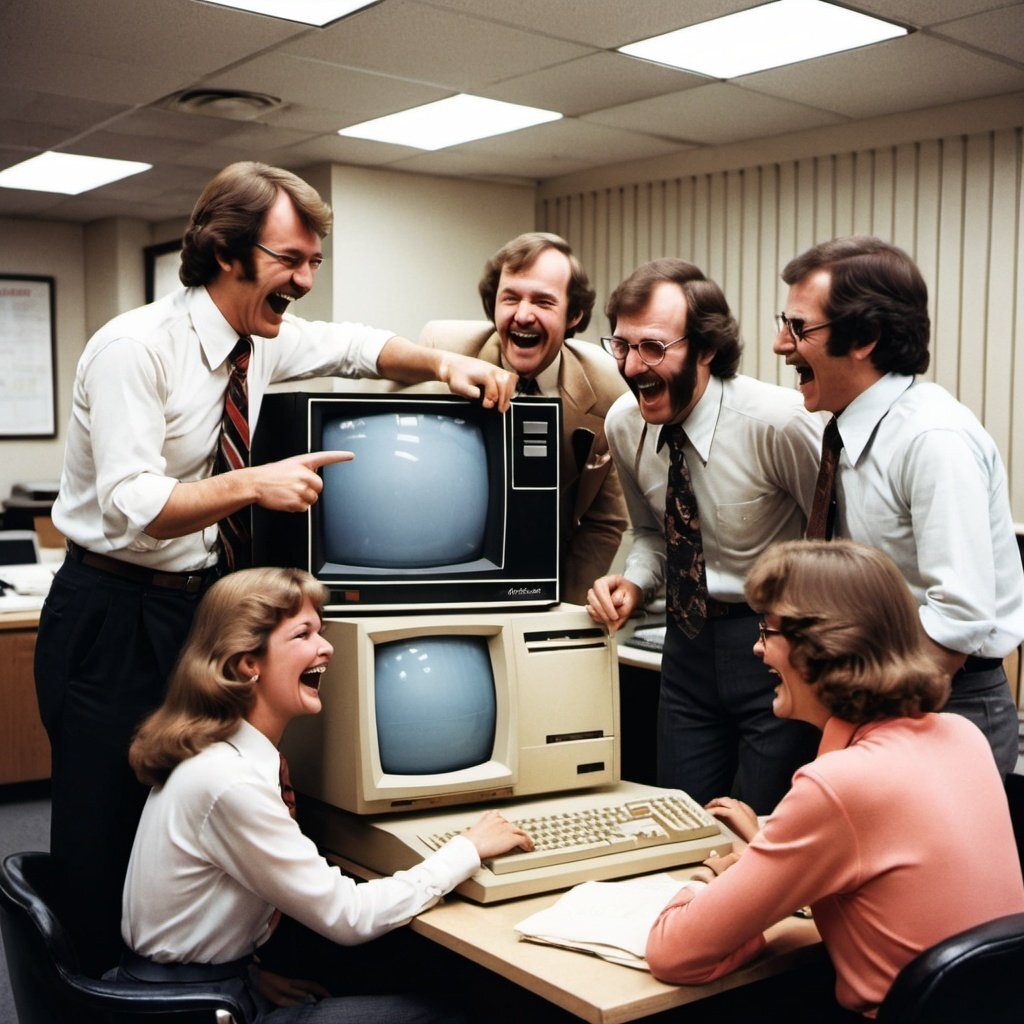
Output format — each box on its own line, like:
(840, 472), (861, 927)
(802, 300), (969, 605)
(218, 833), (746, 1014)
(704, 797), (760, 843)
(463, 810), (535, 860)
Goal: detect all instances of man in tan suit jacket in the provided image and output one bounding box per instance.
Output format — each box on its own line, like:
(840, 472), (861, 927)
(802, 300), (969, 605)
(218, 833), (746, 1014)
(420, 233), (628, 604)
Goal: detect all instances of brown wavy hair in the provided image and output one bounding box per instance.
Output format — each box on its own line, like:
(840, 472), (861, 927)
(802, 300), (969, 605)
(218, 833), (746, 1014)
(478, 232), (595, 337)
(745, 540), (948, 723)
(129, 567), (326, 786)
(605, 258), (741, 379)
(180, 162), (332, 286)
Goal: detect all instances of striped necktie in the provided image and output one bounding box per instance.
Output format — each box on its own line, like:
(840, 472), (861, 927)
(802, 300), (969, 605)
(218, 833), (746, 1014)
(215, 336), (253, 572)
(806, 416), (843, 541)
(664, 424), (708, 638)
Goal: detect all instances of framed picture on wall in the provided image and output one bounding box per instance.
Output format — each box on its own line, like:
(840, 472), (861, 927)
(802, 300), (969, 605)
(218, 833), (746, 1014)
(0, 275), (57, 439)
(144, 240), (183, 303)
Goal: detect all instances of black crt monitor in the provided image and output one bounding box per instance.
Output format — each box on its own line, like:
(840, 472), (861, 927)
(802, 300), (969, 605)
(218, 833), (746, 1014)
(252, 392), (561, 613)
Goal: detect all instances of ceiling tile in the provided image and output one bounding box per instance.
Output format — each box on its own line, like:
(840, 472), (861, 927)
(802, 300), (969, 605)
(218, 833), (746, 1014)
(737, 32), (1024, 121)
(202, 53), (452, 125)
(420, 0), (762, 48)
(0, 121), (74, 150)
(480, 51), (706, 117)
(61, 132), (197, 165)
(282, 0), (593, 90)
(1, 0), (308, 80)
(0, 188), (65, 217)
(584, 84), (846, 146)
(930, 5), (1024, 65)
(850, 0), (1017, 29)
(100, 108), (246, 144)
(388, 147), (587, 182)
(459, 117), (690, 165)
(279, 134), (422, 168)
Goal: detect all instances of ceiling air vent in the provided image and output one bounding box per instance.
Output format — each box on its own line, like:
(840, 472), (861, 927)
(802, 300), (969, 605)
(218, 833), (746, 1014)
(169, 89), (284, 121)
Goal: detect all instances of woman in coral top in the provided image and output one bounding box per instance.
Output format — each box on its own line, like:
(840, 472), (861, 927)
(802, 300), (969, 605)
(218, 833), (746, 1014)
(646, 539), (1024, 1020)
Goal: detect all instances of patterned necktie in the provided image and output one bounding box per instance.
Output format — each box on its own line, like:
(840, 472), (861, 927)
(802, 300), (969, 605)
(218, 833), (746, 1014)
(806, 416), (843, 541)
(664, 424), (708, 638)
(516, 376), (540, 396)
(214, 336), (253, 572)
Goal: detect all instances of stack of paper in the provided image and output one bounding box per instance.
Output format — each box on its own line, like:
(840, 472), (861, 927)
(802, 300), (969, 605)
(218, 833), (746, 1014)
(514, 873), (694, 969)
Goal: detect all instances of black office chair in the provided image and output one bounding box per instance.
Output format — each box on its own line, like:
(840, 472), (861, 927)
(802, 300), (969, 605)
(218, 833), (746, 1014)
(0, 852), (253, 1024)
(876, 911), (1024, 1022)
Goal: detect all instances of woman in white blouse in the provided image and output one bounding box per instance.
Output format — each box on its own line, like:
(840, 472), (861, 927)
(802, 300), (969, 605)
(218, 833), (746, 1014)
(116, 566), (531, 1023)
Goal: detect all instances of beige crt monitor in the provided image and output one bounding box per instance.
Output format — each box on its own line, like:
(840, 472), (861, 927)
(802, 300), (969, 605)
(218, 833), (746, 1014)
(285, 605), (733, 902)
(281, 605), (620, 817)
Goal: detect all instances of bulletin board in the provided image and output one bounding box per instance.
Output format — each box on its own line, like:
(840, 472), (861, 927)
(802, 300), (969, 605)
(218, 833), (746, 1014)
(0, 275), (56, 438)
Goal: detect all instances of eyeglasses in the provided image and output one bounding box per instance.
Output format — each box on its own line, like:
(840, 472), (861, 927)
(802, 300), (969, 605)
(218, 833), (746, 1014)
(254, 241), (324, 273)
(600, 335), (687, 366)
(774, 312), (836, 343)
(757, 620), (786, 645)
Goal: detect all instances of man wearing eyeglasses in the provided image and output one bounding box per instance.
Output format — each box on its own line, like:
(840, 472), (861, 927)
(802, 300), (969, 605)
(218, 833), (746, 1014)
(776, 235), (1023, 776)
(36, 161), (515, 975)
(586, 258), (824, 813)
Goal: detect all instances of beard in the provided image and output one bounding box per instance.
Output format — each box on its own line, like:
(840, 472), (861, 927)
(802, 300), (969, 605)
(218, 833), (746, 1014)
(623, 343), (700, 423)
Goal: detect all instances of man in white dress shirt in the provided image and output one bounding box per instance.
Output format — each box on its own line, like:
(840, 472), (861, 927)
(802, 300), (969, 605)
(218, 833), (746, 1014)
(776, 235), (1024, 775)
(34, 161), (514, 974)
(587, 259), (823, 812)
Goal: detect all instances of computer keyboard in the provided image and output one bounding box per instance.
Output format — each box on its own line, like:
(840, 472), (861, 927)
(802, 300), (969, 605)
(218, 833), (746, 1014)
(420, 791), (719, 875)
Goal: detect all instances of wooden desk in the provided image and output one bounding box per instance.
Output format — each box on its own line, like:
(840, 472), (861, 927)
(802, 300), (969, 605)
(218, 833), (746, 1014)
(332, 854), (823, 1024)
(0, 609), (49, 784)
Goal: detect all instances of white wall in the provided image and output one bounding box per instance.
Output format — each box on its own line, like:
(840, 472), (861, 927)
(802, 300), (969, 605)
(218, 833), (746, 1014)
(323, 164), (535, 342)
(0, 217), (85, 504)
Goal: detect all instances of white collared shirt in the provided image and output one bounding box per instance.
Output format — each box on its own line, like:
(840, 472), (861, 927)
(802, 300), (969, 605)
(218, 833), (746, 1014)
(835, 373), (1024, 657)
(606, 374), (824, 603)
(52, 286), (393, 572)
(122, 720), (480, 964)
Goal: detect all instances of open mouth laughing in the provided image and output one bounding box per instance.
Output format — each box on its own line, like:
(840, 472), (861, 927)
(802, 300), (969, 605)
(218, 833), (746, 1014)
(267, 291), (295, 316)
(299, 664), (326, 691)
(508, 328), (542, 350)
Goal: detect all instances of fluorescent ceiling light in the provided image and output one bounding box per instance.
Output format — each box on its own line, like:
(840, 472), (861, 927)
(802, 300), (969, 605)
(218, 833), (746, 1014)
(200, 1), (377, 26)
(619, 0), (907, 79)
(338, 95), (562, 151)
(0, 152), (151, 195)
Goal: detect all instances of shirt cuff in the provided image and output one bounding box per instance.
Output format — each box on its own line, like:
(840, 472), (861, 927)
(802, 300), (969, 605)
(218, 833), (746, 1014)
(418, 834), (480, 891)
(111, 472), (179, 546)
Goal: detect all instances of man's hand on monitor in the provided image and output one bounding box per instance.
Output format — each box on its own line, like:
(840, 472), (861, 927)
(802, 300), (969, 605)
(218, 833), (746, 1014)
(586, 575), (643, 634)
(437, 353), (517, 413)
(463, 810), (534, 860)
(251, 451), (354, 512)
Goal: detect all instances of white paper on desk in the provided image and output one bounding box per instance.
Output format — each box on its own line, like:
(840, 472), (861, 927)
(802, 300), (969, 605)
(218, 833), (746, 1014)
(513, 873), (691, 970)
(0, 563), (55, 596)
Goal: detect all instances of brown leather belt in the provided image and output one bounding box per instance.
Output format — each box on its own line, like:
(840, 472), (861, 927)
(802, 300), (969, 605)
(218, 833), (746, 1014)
(66, 540), (216, 594)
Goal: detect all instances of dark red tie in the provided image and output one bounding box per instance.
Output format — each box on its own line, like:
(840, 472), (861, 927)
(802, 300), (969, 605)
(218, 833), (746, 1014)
(278, 753), (297, 820)
(806, 417), (843, 541)
(664, 425), (708, 638)
(215, 336), (253, 572)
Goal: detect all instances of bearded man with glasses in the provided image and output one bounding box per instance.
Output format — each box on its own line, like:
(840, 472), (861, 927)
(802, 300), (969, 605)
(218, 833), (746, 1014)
(776, 235), (1023, 777)
(586, 258), (824, 814)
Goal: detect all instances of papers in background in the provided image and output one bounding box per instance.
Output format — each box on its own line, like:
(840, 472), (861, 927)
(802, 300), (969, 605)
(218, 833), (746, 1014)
(0, 563), (55, 595)
(514, 873), (694, 969)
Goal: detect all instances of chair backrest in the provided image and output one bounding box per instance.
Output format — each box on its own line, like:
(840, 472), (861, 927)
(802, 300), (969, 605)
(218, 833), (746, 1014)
(0, 851), (250, 1024)
(877, 912), (1024, 1024)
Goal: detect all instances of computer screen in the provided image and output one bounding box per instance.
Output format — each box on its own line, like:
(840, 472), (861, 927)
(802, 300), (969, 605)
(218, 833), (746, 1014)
(252, 393), (562, 611)
(319, 409), (490, 572)
(374, 635), (496, 774)
(280, 605), (619, 815)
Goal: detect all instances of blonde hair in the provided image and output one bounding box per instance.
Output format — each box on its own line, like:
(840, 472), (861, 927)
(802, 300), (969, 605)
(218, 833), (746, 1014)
(745, 540), (949, 723)
(129, 567), (326, 786)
